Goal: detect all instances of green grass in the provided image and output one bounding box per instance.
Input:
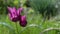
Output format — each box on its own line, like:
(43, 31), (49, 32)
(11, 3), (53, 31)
(0, 9), (60, 34)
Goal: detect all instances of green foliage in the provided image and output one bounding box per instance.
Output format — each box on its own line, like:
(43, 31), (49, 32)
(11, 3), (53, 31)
(0, 0), (20, 15)
(24, 0), (31, 7)
(40, 28), (60, 34)
(0, 11), (60, 34)
(0, 0), (60, 34)
(0, 22), (15, 34)
(29, 0), (58, 19)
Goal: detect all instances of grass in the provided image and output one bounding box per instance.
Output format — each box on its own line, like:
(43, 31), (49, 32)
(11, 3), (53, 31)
(0, 9), (60, 34)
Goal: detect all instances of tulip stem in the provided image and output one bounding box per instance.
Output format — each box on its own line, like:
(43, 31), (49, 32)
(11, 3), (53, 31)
(16, 23), (19, 34)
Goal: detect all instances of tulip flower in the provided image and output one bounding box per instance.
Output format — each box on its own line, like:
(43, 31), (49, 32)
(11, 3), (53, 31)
(8, 7), (23, 22)
(8, 7), (27, 27)
(19, 15), (27, 27)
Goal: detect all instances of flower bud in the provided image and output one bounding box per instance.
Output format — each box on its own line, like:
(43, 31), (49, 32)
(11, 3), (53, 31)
(19, 15), (27, 27)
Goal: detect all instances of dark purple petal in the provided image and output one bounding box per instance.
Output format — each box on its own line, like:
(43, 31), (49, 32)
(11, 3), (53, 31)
(12, 17), (19, 22)
(20, 20), (27, 27)
(19, 15), (27, 27)
(8, 13), (18, 22)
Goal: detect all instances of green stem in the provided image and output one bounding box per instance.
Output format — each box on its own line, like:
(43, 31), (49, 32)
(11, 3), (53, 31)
(15, 23), (19, 34)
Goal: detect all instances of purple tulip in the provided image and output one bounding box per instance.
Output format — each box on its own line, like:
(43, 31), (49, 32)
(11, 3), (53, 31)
(8, 7), (27, 27)
(8, 7), (23, 22)
(19, 15), (27, 27)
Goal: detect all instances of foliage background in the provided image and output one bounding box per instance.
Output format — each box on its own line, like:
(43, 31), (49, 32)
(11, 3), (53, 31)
(0, 0), (60, 34)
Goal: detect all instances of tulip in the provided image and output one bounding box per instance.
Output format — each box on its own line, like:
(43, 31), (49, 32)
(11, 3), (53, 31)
(8, 7), (27, 27)
(19, 15), (27, 27)
(8, 7), (23, 22)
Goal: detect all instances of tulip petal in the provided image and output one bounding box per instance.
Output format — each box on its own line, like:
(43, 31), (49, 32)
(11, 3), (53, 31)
(8, 7), (19, 22)
(17, 7), (23, 15)
(12, 7), (17, 17)
(21, 15), (26, 21)
(7, 7), (13, 13)
(8, 13), (12, 20)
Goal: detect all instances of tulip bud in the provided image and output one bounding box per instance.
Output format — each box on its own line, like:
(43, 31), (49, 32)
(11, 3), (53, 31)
(19, 15), (27, 27)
